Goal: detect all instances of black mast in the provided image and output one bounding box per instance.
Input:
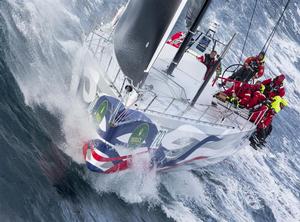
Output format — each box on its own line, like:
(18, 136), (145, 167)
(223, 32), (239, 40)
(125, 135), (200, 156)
(190, 59), (221, 106)
(166, 0), (211, 75)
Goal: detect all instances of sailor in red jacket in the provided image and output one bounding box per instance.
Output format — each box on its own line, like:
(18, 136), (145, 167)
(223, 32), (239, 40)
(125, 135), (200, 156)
(246, 82), (266, 109)
(167, 32), (186, 48)
(250, 104), (269, 124)
(249, 96), (288, 148)
(223, 82), (252, 107)
(262, 74), (286, 99)
(244, 55), (265, 79)
(250, 95), (288, 125)
(224, 81), (265, 108)
(249, 74), (286, 114)
(257, 109), (275, 129)
(230, 52), (265, 82)
(223, 82), (241, 98)
(249, 106), (274, 149)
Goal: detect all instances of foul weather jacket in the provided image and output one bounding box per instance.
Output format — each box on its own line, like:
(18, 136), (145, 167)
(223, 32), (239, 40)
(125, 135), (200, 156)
(262, 78), (285, 98)
(244, 56), (265, 79)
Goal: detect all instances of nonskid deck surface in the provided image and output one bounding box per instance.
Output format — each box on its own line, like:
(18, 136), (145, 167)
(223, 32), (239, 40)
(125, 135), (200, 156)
(148, 43), (211, 101)
(85, 29), (255, 132)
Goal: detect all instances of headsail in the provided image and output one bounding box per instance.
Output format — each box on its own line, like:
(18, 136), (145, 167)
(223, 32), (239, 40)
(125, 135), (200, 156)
(114, 0), (187, 87)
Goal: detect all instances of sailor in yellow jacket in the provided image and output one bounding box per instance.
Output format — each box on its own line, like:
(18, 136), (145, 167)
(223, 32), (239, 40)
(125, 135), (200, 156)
(270, 95), (288, 113)
(250, 95), (288, 149)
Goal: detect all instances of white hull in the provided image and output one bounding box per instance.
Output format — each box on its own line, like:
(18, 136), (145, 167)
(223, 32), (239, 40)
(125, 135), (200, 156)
(76, 28), (255, 174)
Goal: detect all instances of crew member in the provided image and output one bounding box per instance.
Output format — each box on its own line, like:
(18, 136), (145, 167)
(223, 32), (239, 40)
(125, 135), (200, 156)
(197, 50), (218, 80)
(262, 73), (285, 98)
(224, 81), (263, 108)
(230, 52), (265, 82)
(246, 82), (266, 109)
(249, 96), (288, 148)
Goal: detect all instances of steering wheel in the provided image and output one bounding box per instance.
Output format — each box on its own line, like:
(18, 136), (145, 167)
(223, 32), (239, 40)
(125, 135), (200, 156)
(220, 63), (243, 90)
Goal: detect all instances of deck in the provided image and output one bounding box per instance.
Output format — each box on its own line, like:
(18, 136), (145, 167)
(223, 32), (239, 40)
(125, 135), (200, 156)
(85, 29), (256, 132)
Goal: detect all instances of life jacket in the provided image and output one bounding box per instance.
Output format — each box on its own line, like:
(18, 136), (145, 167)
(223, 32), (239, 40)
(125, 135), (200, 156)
(270, 96), (288, 113)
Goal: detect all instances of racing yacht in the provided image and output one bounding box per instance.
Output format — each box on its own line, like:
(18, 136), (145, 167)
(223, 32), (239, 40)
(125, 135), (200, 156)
(74, 0), (261, 174)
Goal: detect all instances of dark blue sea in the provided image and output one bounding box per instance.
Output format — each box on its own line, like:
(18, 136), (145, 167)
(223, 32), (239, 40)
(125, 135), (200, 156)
(0, 0), (299, 221)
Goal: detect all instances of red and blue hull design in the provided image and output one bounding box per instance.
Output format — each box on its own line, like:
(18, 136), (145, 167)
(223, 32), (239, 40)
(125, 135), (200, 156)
(82, 95), (251, 174)
(83, 140), (150, 174)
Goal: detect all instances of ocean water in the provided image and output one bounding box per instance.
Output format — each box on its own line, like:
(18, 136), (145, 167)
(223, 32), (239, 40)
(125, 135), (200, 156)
(0, 0), (299, 221)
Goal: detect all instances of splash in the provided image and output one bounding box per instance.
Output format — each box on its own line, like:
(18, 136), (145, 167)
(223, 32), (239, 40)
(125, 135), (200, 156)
(3, 0), (104, 163)
(91, 151), (160, 204)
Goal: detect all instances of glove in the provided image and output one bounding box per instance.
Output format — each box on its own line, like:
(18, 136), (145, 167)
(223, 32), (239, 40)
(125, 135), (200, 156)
(233, 99), (240, 107)
(230, 97), (236, 103)
(229, 97), (239, 107)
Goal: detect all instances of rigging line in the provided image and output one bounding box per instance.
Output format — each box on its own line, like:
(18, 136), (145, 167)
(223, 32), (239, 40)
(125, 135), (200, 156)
(113, 108), (130, 124)
(238, 0), (259, 64)
(110, 101), (124, 124)
(114, 109), (140, 126)
(114, 98), (142, 124)
(262, 0), (291, 53)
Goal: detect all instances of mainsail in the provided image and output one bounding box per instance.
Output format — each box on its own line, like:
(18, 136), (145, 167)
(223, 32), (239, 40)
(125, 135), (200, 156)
(114, 0), (187, 86)
(185, 0), (206, 28)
